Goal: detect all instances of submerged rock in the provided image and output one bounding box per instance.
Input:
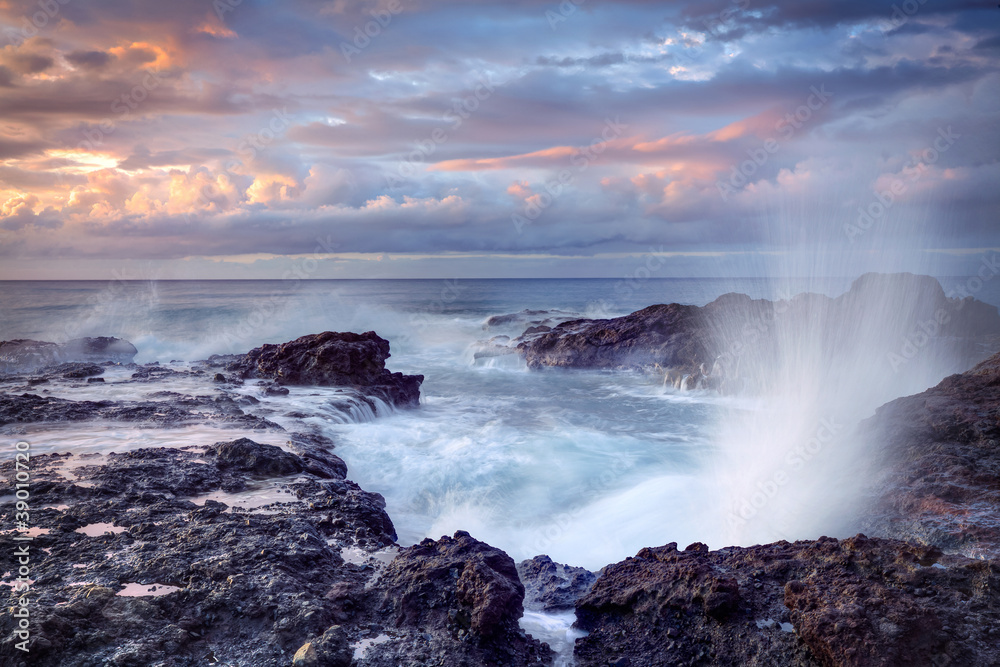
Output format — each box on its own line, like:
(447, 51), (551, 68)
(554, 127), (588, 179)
(228, 331), (424, 408)
(50, 362), (106, 379)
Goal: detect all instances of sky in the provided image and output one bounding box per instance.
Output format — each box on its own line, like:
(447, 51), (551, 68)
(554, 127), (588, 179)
(0, 0), (997, 279)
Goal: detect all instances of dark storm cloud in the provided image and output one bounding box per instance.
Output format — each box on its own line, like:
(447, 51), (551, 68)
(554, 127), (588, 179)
(64, 50), (115, 69)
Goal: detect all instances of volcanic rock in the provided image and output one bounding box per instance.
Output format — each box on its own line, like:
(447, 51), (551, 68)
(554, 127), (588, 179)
(517, 555), (597, 612)
(365, 530), (552, 666)
(0, 336), (137, 373)
(574, 535), (999, 667)
(515, 273), (1000, 393)
(228, 331), (423, 407)
(861, 349), (1000, 558)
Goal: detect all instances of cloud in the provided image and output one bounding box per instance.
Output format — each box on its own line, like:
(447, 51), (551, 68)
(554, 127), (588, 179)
(64, 50), (114, 69)
(0, 0), (995, 276)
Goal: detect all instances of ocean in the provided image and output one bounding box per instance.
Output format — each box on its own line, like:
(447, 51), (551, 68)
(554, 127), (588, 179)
(3, 277), (998, 571)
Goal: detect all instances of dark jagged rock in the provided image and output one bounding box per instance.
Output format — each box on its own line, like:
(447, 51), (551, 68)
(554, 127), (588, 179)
(861, 350), (1000, 558)
(366, 531), (552, 666)
(129, 364), (180, 381)
(381, 531), (524, 639)
(209, 437), (305, 477)
(0, 336), (137, 373)
(228, 331), (424, 408)
(515, 273), (1000, 392)
(517, 555), (597, 612)
(517, 302), (707, 374)
(0, 444), (400, 666)
(0, 442), (554, 666)
(574, 535), (1000, 667)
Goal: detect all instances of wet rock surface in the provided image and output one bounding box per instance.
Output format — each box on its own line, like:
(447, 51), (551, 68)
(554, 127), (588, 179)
(227, 331), (424, 408)
(363, 531), (552, 666)
(0, 391), (280, 430)
(0, 440), (548, 666)
(575, 536), (1000, 667)
(517, 302), (707, 375)
(0, 338), (546, 666)
(861, 350), (1000, 558)
(517, 555), (597, 612)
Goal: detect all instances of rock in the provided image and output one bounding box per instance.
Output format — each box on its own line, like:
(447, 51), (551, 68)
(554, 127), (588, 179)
(483, 309), (578, 331)
(861, 349), (1000, 558)
(515, 273), (1000, 394)
(50, 363), (105, 379)
(263, 382), (290, 396)
(292, 626), (352, 666)
(61, 337), (138, 364)
(0, 337), (137, 373)
(364, 531), (552, 665)
(517, 303), (707, 373)
(209, 437), (304, 477)
(0, 338), (59, 372)
(292, 642), (317, 665)
(0, 441), (399, 667)
(574, 535), (1000, 667)
(517, 555), (597, 612)
(380, 531), (525, 640)
(471, 336), (519, 361)
(87, 377), (106, 383)
(228, 331), (423, 408)
(0, 392), (279, 429)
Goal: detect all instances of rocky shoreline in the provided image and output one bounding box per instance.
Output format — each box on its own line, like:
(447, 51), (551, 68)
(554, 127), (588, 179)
(510, 273), (1000, 392)
(3, 302), (1000, 665)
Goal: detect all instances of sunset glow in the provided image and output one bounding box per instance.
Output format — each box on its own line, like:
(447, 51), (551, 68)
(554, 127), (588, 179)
(0, 0), (997, 278)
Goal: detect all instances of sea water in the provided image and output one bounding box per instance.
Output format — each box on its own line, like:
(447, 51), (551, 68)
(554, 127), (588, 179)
(3, 277), (998, 570)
